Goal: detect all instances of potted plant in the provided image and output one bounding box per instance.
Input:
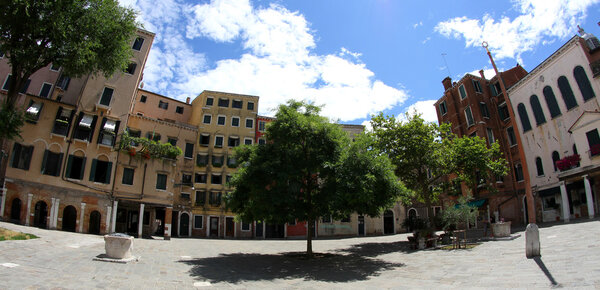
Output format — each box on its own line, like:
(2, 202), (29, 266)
(128, 148), (136, 156)
(591, 144), (600, 156)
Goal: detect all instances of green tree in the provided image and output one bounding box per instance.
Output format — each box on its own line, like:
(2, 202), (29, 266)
(226, 101), (406, 257)
(443, 135), (508, 195)
(0, 0), (138, 184)
(370, 112), (450, 223)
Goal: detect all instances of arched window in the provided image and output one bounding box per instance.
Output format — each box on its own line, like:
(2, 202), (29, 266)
(573, 66), (595, 102)
(543, 86), (561, 118)
(535, 157), (544, 176)
(529, 95), (546, 126)
(552, 151), (560, 171)
(517, 103), (532, 132)
(558, 76), (578, 110)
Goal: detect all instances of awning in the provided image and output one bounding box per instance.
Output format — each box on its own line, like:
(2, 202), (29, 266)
(103, 119), (116, 132)
(26, 102), (42, 115)
(80, 114), (93, 128)
(455, 198), (487, 208)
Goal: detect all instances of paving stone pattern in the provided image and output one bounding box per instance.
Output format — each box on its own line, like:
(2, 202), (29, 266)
(1, 219), (599, 289)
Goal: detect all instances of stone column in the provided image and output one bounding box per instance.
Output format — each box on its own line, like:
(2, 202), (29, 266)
(560, 181), (570, 222)
(53, 199), (60, 229)
(79, 203), (86, 233)
(49, 198), (55, 229)
(584, 175), (595, 218)
(105, 205), (112, 234)
(111, 200), (118, 233)
(189, 213), (193, 238)
(138, 203), (145, 238)
(25, 193), (33, 226)
(0, 185), (6, 220)
(164, 207), (172, 240)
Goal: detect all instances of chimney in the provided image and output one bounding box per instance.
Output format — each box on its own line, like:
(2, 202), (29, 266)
(186, 97), (191, 104)
(442, 77), (452, 90)
(479, 69), (485, 79)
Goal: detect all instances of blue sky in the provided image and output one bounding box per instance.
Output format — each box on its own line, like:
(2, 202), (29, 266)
(120, 0), (600, 126)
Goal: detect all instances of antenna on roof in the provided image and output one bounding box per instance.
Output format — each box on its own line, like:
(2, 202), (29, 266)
(441, 53), (452, 78)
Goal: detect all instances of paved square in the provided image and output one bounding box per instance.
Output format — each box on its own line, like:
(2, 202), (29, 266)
(0, 220), (599, 289)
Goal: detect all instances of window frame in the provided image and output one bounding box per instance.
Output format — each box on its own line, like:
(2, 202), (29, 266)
(39, 82), (53, 98)
(232, 99), (243, 109)
(132, 37), (144, 51)
(175, 106), (184, 114)
(199, 134), (210, 146)
(99, 87), (114, 107)
(506, 127), (517, 147)
(218, 98), (229, 107)
(231, 116), (240, 127)
(439, 101), (448, 116)
(247, 102), (255, 111)
(464, 106), (475, 127)
(122, 167), (135, 185)
(203, 114), (212, 124)
(193, 215), (204, 229)
(184, 143), (194, 159)
(156, 173), (168, 190)
(245, 118), (254, 129)
(217, 115), (226, 126)
(458, 84), (467, 100)
(41, 150), (63, 177)
(214, 135), (224, 148)
(517, 103), (532, 132)
(158, 100), (169, 110)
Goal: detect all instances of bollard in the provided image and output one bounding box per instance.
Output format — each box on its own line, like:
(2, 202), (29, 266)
(525, 223), (540, 258)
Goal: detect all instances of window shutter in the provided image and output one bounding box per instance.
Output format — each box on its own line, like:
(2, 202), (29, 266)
(112, 121), (121, 146)
(67, 109), (75, 133)
(66, 155), (73, 177)
(41, 149), (49, 174)
(97, 117), (107, 144)
(56, 153), (64, 177)
(89, 159), (97, 181)
(80, 157), (86, 178)
(55, 107), (63, 120)
(23, 146), (33, 170)
(105, 162), (112, 184)
(72, 112), (84, 138)
(36, 102), (44, 120)
(10, 143), (20, 168)
(88, 115), (98, 142)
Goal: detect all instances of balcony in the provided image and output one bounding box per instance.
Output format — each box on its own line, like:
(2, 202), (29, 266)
(556, 154), (581, 172)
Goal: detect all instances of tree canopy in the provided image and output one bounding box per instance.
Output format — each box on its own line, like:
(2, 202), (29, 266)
(226, 101), (406, 256)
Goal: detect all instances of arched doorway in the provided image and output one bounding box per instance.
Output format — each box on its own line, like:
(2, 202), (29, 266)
(62, 205), (77, 232)
(180, 212), (189, 236)
(408, 208), (417, 218)
(10, 198), (22, 224)
(384, 210), (394, 234)
(89, 211), (101, 235)
(34, 201), (48, 228)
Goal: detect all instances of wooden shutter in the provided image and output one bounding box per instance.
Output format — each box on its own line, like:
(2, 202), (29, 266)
(97, 117), (107, 144)
(89, 159), (97, 181)
(88, 115), (98, 142)
(41, 149), (49, 174)
(104, 162), (112, 184)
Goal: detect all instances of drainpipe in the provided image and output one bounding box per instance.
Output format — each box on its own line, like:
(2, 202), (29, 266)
(140, 163), (147, 199)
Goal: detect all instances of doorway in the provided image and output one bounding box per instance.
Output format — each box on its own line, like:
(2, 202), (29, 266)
(255, 221), (263, 238)
(384, 210), (394, 234)
(62, 205), (77, 232)
(172, 211), (179, 237)
(265, 223), (284, 238)
(10, 198), (21, 224)
(33, 201), (48, 228)
(89, 211), (101, 235)
(225, 217), (235, 237)
(358, 215), (365, 236)
(180, 213), (190, 237)
(210, 217), (219, 237)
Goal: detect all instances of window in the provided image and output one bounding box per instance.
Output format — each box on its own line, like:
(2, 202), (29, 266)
(213, 135), (224, 148)
(90, 159), (112, 184)
(158, 100), (169, 110)
(49, 63), (60, 70)
(1, 75), (31, 94)
(232, 99), (242, 109)
(211, 174), (222, 185)
(586, 129), (600, 156)
(39, 83), (52, 98)
(97, 118), (119, 146)
(245, 118), (254, 129)
(195, 173), (207, 184)
(194, 215), (204, 228)
(206, 97), (213, 106)
(479, 102), (489, 118)
(182, 173), (192, 185)
(227, 156), (237, 167)
(209, 192), (222, 206)
(52, 107), (74, 136)
(122, 168), (134, 185)
(56, 75), (70, 90)
(184, 143), (194, 159)
(464, 106), (474, 127)
(166, 138), (177, 147)
(489, 82), (499, 96)
(175, 106), (184, 114)
(99, 87), (114, 106)
(146, 132), (161, 142)
(439, 101), (448, 116)
(10, 143), (33, 170)
(25, 100), (43, 122)
(231, 117), (240, 127)
(552, 151), (560, 171)
(258, 120), (266, 132)
(558, 76), (578, 110)
(535, 157), (544, 176)
(507, 127), (517, 146)
(156, 173), (167, 190)
(247, 102), (255, 110)
(218, 98), (229, 107)
(66, 155), (85, 180)
(529, 95), (546, 126)
(226, 175), (232, 184)
(322, 215), (332, 223)
(498, 103), (509, 121)
(195, 135), (208, 148)
(196, 154), (208, 167)
(132, 37), (144, 51)
(241, 221), (250, 231)
(228, 136), (239, 147)
(288, 219), (296, 226)
(124, 62), (137, 75)
(472, 79), (483, 93)
(212, 155), (224, 167)
(514, 163), (524, 182)
(258, 138), (266, 145)
(203, 114), (212, 124)
(517, 103), (532, 132)
(244, 138), (253, 145)
(469, 131), (477, 138)
(543, 86), (561, 118)
(195, 191), (206, 206)
(73, 113), (97, 142)
(217, 115), (226, 126)
(573, 66), (595, 102)
(486, 128), (495, 144)
(458, 84), (467, 99)
(140, 95), (147, 103)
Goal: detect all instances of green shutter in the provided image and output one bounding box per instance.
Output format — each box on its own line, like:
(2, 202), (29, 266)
(66, 155), (73, 177)
(41, 149), (49, 174)
(89, 115), (98, 142)
(56, 153), (64, 177)
(112, 121), (121, 146)
(97, 118), (107, 144)
(10, 143), (20, 168)
(79, 157), (86, 179)
(105, 162), (112, 184)
(23, 146), (33, 170)
(89, 159), (97, 181)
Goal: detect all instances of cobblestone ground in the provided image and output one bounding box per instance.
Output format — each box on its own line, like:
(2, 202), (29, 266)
(0, 219), (599, 289)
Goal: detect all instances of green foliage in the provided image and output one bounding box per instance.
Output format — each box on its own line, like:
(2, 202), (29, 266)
(0, 103), (24, 141)
(118, 132), (182, 160)
(441, 194), (479, 232)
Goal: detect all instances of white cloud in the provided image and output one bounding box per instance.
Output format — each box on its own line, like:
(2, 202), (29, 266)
(435, 0), (600, 63)
(422, 37), (431, 44)
(124, 0), (407, 122)
(413, 21), (423, 28)
(464, 68), (497, 80)
(399, 100), (439, 124)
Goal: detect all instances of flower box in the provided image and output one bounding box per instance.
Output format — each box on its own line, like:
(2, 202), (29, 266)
(556, 154), (580, 171)
(591, 144), (600, 157)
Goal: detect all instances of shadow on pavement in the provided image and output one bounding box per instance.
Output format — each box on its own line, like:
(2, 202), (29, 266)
(335, 240), (416, 257)
(533, 256), (559, 286)
(180, 249), (404, 283)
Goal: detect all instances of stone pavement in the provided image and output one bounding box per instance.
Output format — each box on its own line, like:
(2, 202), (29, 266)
(1, 219), (599, 289)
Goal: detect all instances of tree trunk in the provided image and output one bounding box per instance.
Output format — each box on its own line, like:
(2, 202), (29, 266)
(306, 218), (313, 258)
